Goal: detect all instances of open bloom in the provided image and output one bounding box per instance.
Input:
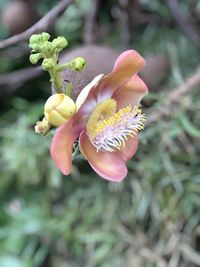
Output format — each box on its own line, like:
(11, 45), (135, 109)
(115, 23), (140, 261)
(51, 50), (148, 182)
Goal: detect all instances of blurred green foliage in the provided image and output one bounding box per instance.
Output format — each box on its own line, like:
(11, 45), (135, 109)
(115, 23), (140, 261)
(0, 0), (200, 267)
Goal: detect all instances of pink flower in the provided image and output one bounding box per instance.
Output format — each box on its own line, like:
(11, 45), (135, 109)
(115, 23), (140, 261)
(51, 50), (148, 182)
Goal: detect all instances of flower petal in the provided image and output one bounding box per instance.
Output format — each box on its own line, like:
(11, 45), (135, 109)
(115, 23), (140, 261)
(94, 50), (145, 103)
(112, 75), (148, 110)
(76, 74), (104, 110)
(50, 114), (85, 175)
(113, 50), (145, 73)
(79, 130), (128, 182)
(117, 135), (139, 162)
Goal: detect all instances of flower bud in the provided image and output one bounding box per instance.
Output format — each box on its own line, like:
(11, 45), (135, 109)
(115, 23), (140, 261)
(70, 57), (86, 71)
(30, 43), (41, 52)
(44, 94), (76, 127)
(44, 41), (54, 55)
(29, 53), (42, 64)
(29, 34), (41, 47)
(41, 32), (50, 42)
(30, 33), (50, 45)
(52, 37), (68, 51)
(42, 58), (54, 71)
(35, 117), (50, 135)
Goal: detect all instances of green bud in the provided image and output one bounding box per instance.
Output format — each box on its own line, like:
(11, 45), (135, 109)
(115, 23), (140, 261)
(52, 37), (68, 51)
(41, 32), (50, 42)
(29, 53), (42, 64)
(29, 34), (41, 46)
(44, 41), (54, 56)
(29, 43), (41, 52)
(29, 33), (51, 52)
(70, 57), (86, 71)
(42, 58), (54, 71)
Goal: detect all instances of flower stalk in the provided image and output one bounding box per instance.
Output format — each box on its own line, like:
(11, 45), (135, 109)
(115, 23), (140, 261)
(29, 32), (86, 94)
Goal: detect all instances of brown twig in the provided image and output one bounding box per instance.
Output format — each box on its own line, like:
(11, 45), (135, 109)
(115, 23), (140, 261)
(164, 0), (200, 49)
(0, 66), (43, 97)
(147, 65), (200, 126)
(188, 0), (200, 26)
(0, 0), (74, 50)
(118, 0), (132, 49)
(83, 0), (101, 44)
(0, 44), (30, 59)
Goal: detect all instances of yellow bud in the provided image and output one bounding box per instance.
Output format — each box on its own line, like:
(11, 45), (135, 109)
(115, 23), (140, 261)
(44, 94), (76, 127)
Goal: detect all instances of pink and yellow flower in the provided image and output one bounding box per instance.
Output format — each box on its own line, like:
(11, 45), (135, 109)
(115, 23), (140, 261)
(51, 50), (148, 182)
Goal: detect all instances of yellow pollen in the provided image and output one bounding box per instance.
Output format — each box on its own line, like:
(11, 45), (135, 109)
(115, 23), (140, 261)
(94, 106), (142, 139)
(86, 99), (117, 137)
(86, 102), (146, 152)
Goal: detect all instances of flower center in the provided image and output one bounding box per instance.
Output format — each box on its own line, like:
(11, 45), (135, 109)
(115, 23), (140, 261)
(86, 99), (146, 152)
(86, 99), (117, 137)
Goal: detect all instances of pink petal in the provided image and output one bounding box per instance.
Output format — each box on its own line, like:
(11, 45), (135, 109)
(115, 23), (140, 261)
(113, 50), (145, 73)
(93, 50), (145, 103)
(112, 75), (148, 110)
(50, 113), (85, 175)
(117, 135), (139, 162)
(79, 130), (128, 182)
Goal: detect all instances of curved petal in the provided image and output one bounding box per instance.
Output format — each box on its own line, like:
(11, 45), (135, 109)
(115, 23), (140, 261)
(76, 74), (104, 110)
(112, 75), (148, 110)
(113, 50), (145, 73)
(75, 50), (146, 116)
(79, 130), (128, 182)
(50, 113), (86, 175)
(117, 135), (139, 162)
(93, 50), (145, 103)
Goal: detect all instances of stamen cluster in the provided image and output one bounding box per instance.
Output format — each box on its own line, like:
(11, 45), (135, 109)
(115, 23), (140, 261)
(88, 105), (146, 152)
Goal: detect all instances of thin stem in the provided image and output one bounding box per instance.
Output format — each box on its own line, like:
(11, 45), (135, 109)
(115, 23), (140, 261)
(58, 62), (71, 71)
(49, 54), (64, 93)
(65, 82), (72, 96)
(49, 67), (63, 93)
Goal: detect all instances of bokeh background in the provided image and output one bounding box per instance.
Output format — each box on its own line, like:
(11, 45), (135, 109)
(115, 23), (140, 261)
(0, 0), (200, 266)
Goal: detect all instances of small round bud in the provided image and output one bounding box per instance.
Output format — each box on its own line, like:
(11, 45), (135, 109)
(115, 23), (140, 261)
(29, 53), (42, 64)
(30, 43), (41, 52)
(41, 32), (50, 42)
(52, 37), (68, 51)
(44, 41), (54, 55)
(42, 58), (54, 71)
(71, 57), (86, 71)
(44, 94), (76, 127)
(29, 34), (41, 46)
(35, 117), (50, 135)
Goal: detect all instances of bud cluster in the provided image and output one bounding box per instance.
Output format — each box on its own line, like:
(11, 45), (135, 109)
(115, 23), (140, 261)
(29, 32), (86, 93)
(29, 32), (68, 64)
(30, 33), (86, 135)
